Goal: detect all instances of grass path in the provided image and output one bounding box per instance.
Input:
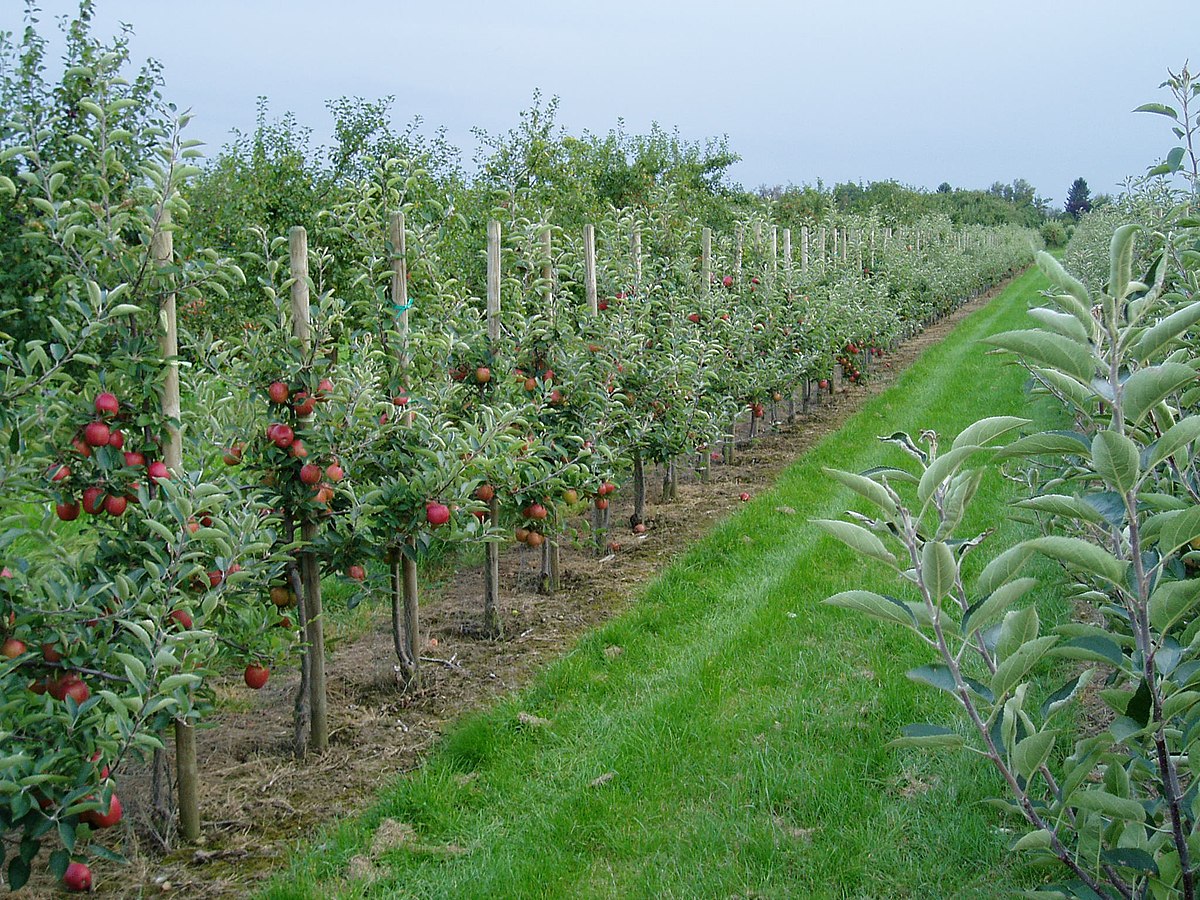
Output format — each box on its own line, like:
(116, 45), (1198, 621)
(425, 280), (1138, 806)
(265, 268), (1062, 899)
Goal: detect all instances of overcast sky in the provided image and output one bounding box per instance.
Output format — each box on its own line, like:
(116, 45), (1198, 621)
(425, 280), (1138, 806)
(4, 1), (1198, 206)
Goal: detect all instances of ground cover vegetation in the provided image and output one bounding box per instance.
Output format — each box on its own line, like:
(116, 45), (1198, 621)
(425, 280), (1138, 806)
(0, 1), (1097, 893)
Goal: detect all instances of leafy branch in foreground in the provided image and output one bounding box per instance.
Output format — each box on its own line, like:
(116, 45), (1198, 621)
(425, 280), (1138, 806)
(823, 214), (1200, 898)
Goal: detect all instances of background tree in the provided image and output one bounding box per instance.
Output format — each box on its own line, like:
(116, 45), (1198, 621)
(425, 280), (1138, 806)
(1064, 176), (1092, 219)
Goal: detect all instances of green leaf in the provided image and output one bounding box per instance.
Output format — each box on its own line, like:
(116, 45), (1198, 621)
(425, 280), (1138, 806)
(951, 416), (1030, 451)
(977, 544), (1038, 596)
(995, 430), (1091, 459)
(918, 445), (979, 508)
(1133, 102), (1179, 119)
(1042, 670), (1095, 718)
(991, 635), (1059, 698)
(1013, 730), (1056, 780)
(1109, 224), (1140, 301)
(984, 329), (1096, 383)
(1101, 847), (1158, 875)
(1036, 251), (1091, 311)
(889, 724), (964, 749)
(48, 848), (70, 879)
(1011, 829), (1053, 851)
(997, 605), (1040, 662)
(1028, 307), (1090, 344)
(7, 856), (30, 891)
(811, 519), (897, 567)
(1011, 494), (1104, 525)
(822, 467), (897, 517)
(964, 577), (1039, 634)
(1129, 300), (1200, 363)
(1120, 363), (1196, 425)
(1072, 788), (1145, 822)
(1156, 506), (1200, 558)
(823, 590), (916, 628)
(908, 664), (994, 702)
(1149, 580), (1200, 633)
(1051, 636), (1126, 669)
(1143, 416), (1200, 471)
(920, 541), (958, 601)
(1023, 535), (1127, 585)
(1091, 430), (1140, 493)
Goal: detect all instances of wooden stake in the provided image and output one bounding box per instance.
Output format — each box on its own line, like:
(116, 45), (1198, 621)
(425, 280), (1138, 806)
(801, 226), (809, 271)
(153, 218), (199, 843)
(584, 224), (598, 315)
(484, 219), (502, 633)
(539, 226), (559, 595)
(701, 227), (712, 295)
(290, 226), (328, 751)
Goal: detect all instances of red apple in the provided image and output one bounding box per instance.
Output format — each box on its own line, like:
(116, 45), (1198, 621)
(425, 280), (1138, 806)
(595, 497), (609, 510)
(1, 637), (25, 659)
(525, 503), (548, 521)
(94, 392), (119, 416)
(475, 484), (495, 503)
(687, 312), (701, 324)
(83, 421), (110, 448)
(42, 642), (63, 663)
(269, 424), (294, 449)
(325, 464), (345, 483)
(222, 442), (244, 466)
(107, 429), (124, 449)
(167, 608), (192, 630)
(475, 366), (492, 384)
(244, 664), (269, 689)
(391, 393), (408, 407)
(425, 502), (451, 528)
(292, 391), (315, 416)
(49, 463), (71, 482)
(347, 564), (366, 582)
(722, 274), (734, 288)
(63, 861), (92, 892)
(103, 494), (127, 517)
(316, 377), (334, 400)
(81, 486), (106, 515)
(739, 492), (751, 502)
(268, 381), (290, 405)
(633, 522), (647, 534)
(123, 451), (145, 467)
(82, 791), (122, 828)
(299, 464), (322, 485)
(148, 461), (170, 480)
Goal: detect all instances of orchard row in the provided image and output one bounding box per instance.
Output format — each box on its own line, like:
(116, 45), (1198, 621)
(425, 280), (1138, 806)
(0, 33), (1035, 894)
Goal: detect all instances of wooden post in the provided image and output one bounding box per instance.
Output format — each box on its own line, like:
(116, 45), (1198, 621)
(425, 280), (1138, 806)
(631, 223), (642, 289)
(584, 224), (598, 315)
(753, 220), (762, 254)
(782, 228), (792, 284)
(735, 223), (744, 284)
(817, 225), (827, 262)
(585, 223), (608, 556)
(539, 226), (560, 595)
(484, 219), (502, 635)
(769, 225), (778, 288)
(801, 226), (810, 271)
(154, 217), (199, 843)
(698, 225), (712, 485)
(390, 214), (421, 687)
(290, 226), (328, 751)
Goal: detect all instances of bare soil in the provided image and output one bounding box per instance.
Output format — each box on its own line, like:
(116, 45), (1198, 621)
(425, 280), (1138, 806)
(15, 281), (1015, 898)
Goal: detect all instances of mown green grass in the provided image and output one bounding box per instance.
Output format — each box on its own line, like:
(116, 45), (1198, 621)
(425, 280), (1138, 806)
(263, 268), (1068, 899)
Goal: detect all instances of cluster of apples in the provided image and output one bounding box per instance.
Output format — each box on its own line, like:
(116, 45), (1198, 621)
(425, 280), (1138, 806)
(52, 392), (171, 521)
(225, 379), (343, 511)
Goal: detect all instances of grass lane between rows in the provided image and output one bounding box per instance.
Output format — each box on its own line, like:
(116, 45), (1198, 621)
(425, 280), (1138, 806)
(265, 267), (1069, 899)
